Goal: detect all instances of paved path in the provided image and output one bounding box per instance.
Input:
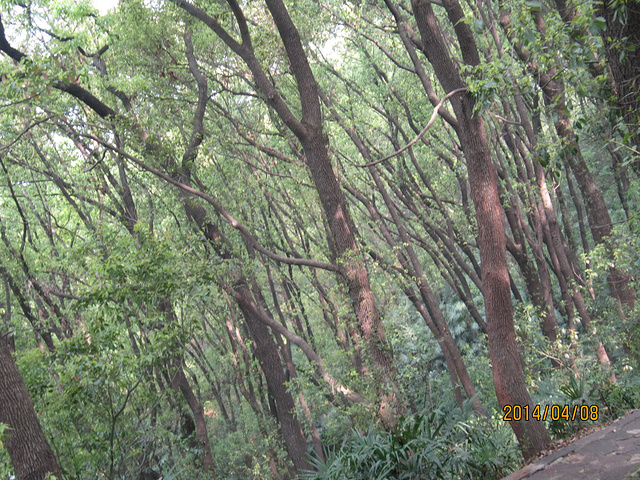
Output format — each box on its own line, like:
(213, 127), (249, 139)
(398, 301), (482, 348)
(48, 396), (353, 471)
(503, 410), (640, 480)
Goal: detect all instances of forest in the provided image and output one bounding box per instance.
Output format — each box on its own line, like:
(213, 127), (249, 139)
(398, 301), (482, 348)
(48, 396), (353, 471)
(0, 0), (639, 478)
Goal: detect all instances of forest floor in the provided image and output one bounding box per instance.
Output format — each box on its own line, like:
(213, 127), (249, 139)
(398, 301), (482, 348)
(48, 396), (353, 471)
(502, 409), (640, 480)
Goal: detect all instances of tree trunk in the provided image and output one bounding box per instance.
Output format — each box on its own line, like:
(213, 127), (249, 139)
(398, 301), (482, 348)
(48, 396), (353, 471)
(598, 0), (640, 175)
(0, 335), (63, 480)
(407, 0), (551, 459)
(182, 204), (312, 473)
(174, 0), (399, 423)
(461, 97), (551, 459)
(232, 281), (313, 472)
(160, 299), (218, 478)
(169, 361), (218, 477)
(265, 0), (399, 418)
(495, 140), (559, 344)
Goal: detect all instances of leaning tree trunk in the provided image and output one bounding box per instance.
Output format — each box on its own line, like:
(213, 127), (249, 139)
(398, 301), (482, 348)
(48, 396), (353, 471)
(0, 335), (63, 480)
(404, 0), (551, 459)
(459, 97), (551, 459)
(598, 0), (640, 176)
(264, 0), (398, 415)
(173, 0), (399, 424)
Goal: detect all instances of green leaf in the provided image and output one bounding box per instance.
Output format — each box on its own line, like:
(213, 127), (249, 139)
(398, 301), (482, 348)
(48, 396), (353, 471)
(524, 28), (537, 45)
(594, 16), (607, 30)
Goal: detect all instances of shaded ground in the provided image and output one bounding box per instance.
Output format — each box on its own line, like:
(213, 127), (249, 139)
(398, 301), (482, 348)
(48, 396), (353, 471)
(503, 410), (640, 480)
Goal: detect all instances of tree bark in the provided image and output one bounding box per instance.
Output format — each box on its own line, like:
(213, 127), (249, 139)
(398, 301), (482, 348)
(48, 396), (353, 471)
(597, 0), (640, 175)
(406, 0), (551, 459)
(0, 335), (63, 480)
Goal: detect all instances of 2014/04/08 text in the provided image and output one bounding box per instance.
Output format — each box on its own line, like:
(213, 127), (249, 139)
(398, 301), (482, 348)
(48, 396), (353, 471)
(503, 404), (599, 422)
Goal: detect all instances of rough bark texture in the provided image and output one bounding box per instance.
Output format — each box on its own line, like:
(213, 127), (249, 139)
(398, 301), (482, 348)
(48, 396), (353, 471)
(598, 0), (640, 175)
(0, 335), (63, 480)
(409, 0), (551, 459)
(459, 97), (551, 459)
(174, 0), (398, 423)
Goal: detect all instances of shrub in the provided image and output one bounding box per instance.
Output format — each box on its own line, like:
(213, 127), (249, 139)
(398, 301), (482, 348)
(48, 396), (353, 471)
(303, 400), (520, 480)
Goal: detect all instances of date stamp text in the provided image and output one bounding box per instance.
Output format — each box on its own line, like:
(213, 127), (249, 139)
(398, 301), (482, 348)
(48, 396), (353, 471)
(502, 404), (599, 422)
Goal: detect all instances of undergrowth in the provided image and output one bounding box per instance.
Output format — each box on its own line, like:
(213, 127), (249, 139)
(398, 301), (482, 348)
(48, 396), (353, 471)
(302, 399), (520, 480)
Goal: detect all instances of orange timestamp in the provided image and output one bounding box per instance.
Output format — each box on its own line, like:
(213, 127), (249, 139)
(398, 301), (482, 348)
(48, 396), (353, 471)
(502, 404), (599, 422)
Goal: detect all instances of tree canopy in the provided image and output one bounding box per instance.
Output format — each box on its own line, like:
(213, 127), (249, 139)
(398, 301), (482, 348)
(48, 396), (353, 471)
(0, 0), (639, 478)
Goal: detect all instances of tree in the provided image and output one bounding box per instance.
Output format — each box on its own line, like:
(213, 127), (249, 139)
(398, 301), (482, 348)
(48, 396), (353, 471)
(379, 0), (552, 458)
(171, 0), (400, 424)
(0, 0), (638, 476)
(598, 0), (640, 175)
(0, 334), (62, 480)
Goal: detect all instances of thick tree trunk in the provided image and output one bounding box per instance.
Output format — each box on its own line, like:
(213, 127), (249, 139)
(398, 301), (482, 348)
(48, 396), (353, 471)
(408, 0), (551, 459)
(0, 335), (63, 480)
(598, 0), (640, 175)
(461, 98), (551, 459)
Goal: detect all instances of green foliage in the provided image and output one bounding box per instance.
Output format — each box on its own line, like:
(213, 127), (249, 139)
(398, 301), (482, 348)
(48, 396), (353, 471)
(548, 375), (596, 437)
(303, 401), (520, 480)
(0, 423), (8, 469)
(0, 425), (11, 480)
(532, 367), (640, 441)
(593, 373), (640, 420)
(1, 0), (640, 478)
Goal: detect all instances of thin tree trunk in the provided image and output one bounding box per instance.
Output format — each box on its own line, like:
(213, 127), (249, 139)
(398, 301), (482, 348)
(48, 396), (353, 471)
(224, 312), (289, 479)
(345, 180), (483, 413)
(160, 299), (218, 478)
(565, 171), (590, 255)
(232, 282), (312, 472)
(169, 361), (218, 477)
(370, 168), (485, 414)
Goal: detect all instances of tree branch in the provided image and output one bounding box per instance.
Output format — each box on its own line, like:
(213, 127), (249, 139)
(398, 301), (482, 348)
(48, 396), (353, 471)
(0, 17), (117, 119)
(85, 134), (341, 273)
(358, 87), (466, 167)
